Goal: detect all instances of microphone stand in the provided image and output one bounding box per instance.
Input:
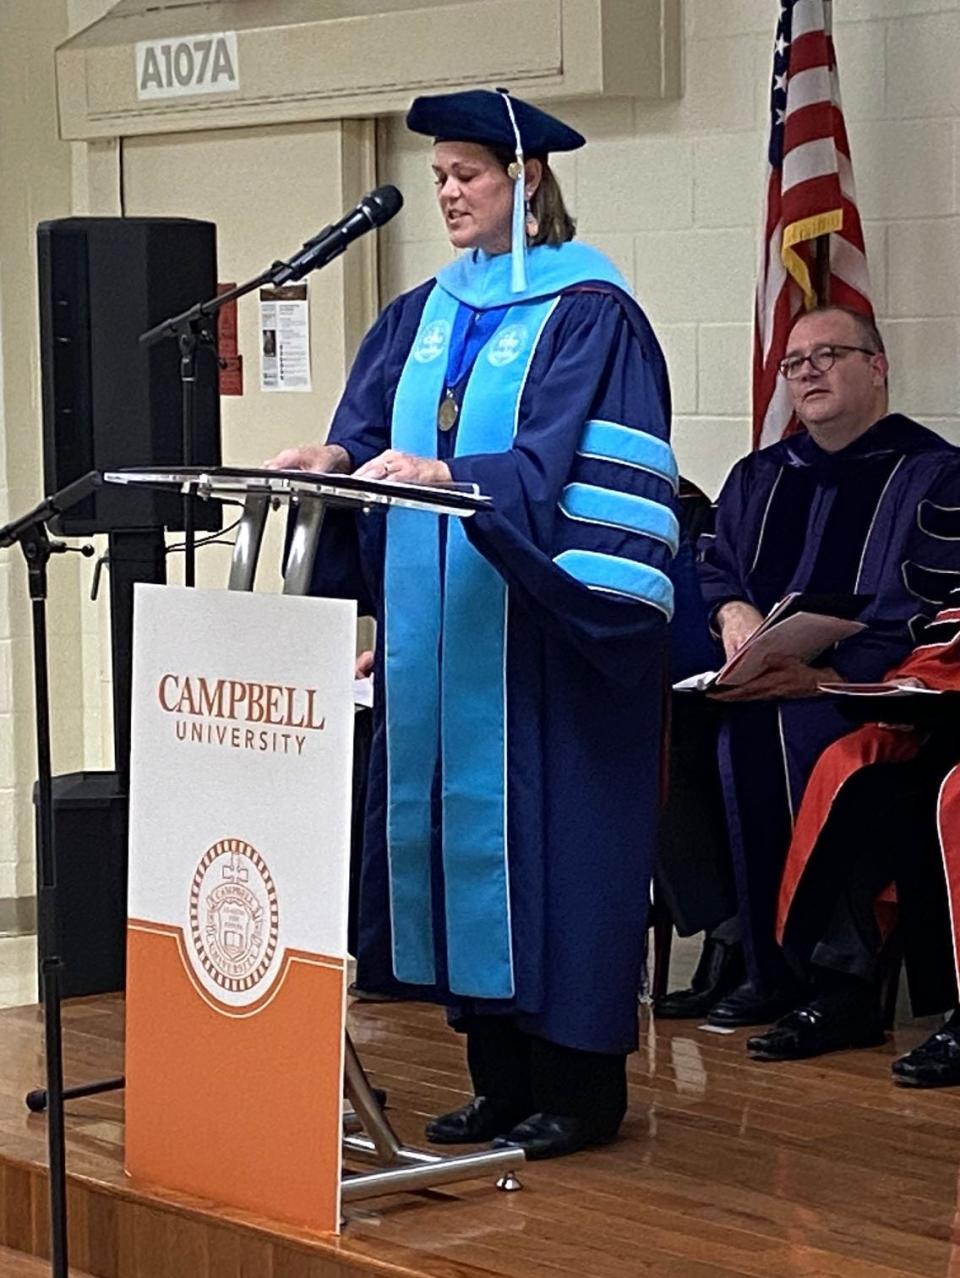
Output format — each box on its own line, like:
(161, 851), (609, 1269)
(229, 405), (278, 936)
(139, 232), (347, 588)
(1, 472), (102, 1278)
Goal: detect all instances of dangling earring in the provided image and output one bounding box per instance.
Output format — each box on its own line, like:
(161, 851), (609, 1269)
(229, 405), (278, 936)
(525, 196), (539, 239)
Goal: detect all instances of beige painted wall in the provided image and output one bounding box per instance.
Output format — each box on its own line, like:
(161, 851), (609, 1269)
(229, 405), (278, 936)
(0, 0), (124, 918)
(0, 0), (80, 914)
(0, 0), (959, 920)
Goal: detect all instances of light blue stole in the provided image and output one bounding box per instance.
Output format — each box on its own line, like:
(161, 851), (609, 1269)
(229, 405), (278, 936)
(384, 244), (630, 997)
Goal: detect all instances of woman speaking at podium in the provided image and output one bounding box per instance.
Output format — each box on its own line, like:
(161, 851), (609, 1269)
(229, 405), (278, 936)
(267, 88), (676, 1160)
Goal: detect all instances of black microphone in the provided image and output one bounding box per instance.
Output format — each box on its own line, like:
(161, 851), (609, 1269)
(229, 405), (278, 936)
(272, 185), (403, 285)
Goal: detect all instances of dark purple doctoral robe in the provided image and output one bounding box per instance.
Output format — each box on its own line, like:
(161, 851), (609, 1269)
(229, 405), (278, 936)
(694, 414), (960, 987)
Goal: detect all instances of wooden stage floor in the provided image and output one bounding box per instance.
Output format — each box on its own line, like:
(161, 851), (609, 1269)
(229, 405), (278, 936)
(1, 995), (959, 1278)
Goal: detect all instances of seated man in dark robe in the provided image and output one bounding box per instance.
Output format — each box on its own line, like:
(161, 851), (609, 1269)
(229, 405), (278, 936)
(656, 304), (960, 1028)
(749, 593), (960, 1083)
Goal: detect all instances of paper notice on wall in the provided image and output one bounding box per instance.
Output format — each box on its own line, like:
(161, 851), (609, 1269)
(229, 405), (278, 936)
(259, 284), (312, 392)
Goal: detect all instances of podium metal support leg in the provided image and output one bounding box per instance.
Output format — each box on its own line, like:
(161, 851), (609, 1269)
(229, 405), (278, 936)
(282, 498), (325, 596)
(228, 495), (270, 592)
(343, 1034), (401, 1162)
(340, 1147), (523, 1202)
(341, 1031), (524, 1202)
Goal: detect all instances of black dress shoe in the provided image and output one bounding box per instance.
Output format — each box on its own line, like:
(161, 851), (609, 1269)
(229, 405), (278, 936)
(707, 978), (801, 1028)
(746, 999), (885, 1061)
(425, 1096), (529, 1145)
(492, 1111), (620, 1161)
(892, 1012), (960, 1087)
(347, 982), (403, 1003)
(654, 938), (745, 1019)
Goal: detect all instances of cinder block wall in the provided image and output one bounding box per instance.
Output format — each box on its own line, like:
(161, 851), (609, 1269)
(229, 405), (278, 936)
(380, 0), (960, 499)
(0, 0), (82, 932)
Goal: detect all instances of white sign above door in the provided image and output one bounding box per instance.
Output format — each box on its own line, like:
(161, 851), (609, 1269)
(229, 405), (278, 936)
(135, 31), (239, 100)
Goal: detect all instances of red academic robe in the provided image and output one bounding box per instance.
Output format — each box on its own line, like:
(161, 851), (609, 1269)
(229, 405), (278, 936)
(777, 597), (960, 995)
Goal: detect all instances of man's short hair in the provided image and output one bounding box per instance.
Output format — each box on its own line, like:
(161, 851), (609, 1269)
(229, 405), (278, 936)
(791, 304), (886, 356)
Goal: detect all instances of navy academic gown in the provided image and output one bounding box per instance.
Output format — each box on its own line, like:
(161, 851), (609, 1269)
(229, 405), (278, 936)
(696, 415), (960, 988)
(315, 252), (674, 1054)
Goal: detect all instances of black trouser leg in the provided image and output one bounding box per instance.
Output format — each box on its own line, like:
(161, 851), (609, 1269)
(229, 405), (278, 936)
(891, 739), (960, 1017)
(657, 697), (735, 936)
(784, 761), (905, 983)
(529, 1036), (627, 1132)
(810, 835), (896, 984)
(793, 754), (951, 1016)
(463, 1021), (628, 1133)
(462, 1016), (534, 1112)
(720, 704), (799, 991)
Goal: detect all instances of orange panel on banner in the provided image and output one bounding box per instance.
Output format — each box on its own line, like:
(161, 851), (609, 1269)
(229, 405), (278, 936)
(125, 923), (344, 1231)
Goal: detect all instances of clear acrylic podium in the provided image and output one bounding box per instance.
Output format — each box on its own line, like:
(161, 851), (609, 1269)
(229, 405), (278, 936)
(105, 464), (524, 1207)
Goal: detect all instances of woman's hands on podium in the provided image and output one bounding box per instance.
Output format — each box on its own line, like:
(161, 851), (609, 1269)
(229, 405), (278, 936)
(354, 450), (452, 486)
(261, 443), (451, 486)
(262, 442), (351, 473)
(355, 650), (374, 679)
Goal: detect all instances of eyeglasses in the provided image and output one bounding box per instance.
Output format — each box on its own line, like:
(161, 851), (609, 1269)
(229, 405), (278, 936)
(778, 344), (879, 380)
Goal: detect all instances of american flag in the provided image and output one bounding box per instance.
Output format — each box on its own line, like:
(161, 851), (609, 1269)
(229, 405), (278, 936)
(753, 0), (874, 449)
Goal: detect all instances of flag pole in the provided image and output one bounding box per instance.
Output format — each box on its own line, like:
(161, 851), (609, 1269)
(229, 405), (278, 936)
(813, 0), (834, 304)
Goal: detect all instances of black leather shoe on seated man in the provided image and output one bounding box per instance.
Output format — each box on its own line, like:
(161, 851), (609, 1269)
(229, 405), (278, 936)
(425, 1096), (530, 1144)
(892, 1011), (960, 1087)
(746, 993), (885, 1060)
(654, 937), (745, 1020)
(707, 977), (801, 1028)
(492, 1111), (620, 1161)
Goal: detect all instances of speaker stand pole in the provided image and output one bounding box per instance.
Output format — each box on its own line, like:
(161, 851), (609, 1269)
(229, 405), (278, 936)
(167, 316), (214, 585)
(176, 324), (205, 587)
(107, 529), (167, 790)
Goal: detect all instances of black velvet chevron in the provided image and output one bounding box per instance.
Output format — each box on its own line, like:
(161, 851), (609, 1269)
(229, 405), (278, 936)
(918, 500), (960, 542)
(902, 561), (960, 607)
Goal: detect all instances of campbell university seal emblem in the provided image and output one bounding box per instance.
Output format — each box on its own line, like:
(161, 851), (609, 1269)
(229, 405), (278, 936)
(487, 323), (528, 367)
(189, 838), (279, 993)
(413, 319), (450, 363)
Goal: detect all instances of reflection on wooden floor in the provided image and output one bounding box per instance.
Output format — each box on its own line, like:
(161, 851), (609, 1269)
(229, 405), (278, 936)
(1, 994), (959, 1277)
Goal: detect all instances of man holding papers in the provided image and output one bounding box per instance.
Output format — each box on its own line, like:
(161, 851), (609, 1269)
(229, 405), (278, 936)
(656, 305), (960, 1026)
(673, 592), (870, 693)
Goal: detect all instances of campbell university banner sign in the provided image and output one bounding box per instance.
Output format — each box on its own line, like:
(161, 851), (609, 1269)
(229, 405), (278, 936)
(124, 585), (356, 1233)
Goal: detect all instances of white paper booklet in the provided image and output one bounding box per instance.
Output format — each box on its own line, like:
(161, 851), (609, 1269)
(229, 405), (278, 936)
(818, 679), (941, 697)
(674, 611), (866, 691)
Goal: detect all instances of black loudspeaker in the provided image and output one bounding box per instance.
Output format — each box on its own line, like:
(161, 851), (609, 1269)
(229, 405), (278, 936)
(37, 217), (222, 535)
(35, 772), (129, 998)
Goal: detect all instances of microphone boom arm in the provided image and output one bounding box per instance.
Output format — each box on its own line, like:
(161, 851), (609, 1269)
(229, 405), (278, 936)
(139, 185), (402, 350)
(136, 184), (402, 587)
